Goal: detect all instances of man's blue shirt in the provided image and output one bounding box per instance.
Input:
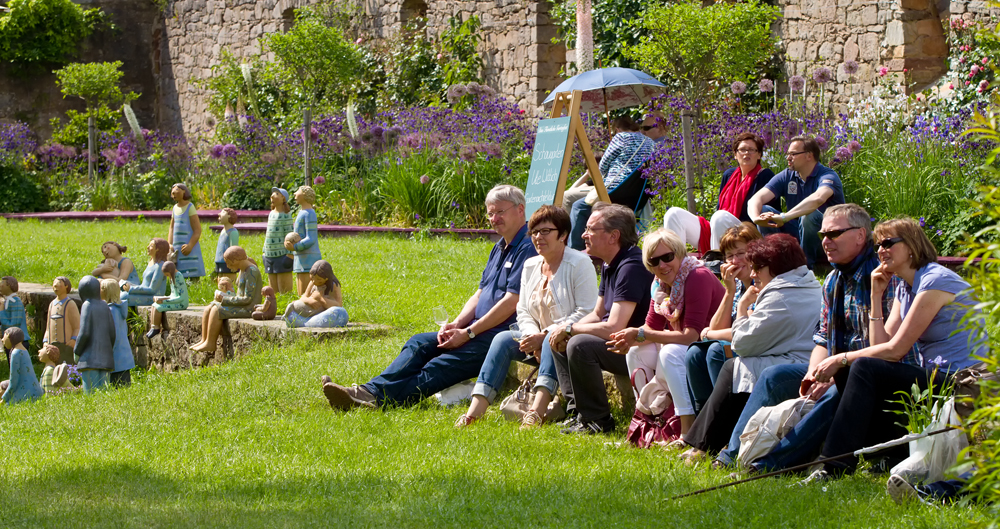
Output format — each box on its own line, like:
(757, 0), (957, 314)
(475, 224), (536, 330)
(764, 163), (845, 214)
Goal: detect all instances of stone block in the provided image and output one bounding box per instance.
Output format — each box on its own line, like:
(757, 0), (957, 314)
(862, 5), (878, 24)
(787, 40), (807, 60)
(819, 41), (837, 59)
(900, 0), (931, 8)
(885, 20), (908, 45)
(845, 38), (860, 61)
(860, 32), (879, 60)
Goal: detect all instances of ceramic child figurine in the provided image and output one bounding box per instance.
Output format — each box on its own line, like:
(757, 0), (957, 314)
(74, 275), (116, 393)
(51, 363), (78, 393)
(263, 187), (295, 294)
(38, 344), (66, 394)
(214, 208), (240, 283)
(122, 238), (170, 307)
(148, 261), (189, 339)
(1, 327), (44, 405)
(252, 286), (277, 320)
(167, 183), (205, 281)
(191, 246), (262, 353)
(215, 276), (235, 299)
(91, 241), (141, 286)
(42, 276), (80, 364)
(100, 279), (136, 387)
(0, 276), (30, 357)
(285, 185), (321, 295)
(282, 260), (348, 328)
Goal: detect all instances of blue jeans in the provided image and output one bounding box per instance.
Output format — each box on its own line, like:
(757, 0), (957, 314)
(80, 369), (109, 394)
(473, 331), (559, 403)
(362, 330), (498, 406)
(685, 341), (730, 415)
(569, 198), (593, 251)
(759, 205), (825, 267)
(716, 363), (806, 466)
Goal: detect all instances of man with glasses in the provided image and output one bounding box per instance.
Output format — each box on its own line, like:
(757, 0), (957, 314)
(714, 204), (918, 472)
(747, 135), (845, 269)
(549, 203), (654, 434)
(320, 185), (536, 410)
(640, 112), (667, 145)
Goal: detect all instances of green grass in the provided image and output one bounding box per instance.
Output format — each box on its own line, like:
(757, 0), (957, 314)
(0, 219), (987, 527)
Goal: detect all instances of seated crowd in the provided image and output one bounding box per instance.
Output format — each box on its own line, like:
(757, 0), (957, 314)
(321, 133), (987, 490)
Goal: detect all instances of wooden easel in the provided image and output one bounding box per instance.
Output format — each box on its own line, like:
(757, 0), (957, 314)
(548, 90), (609, 207)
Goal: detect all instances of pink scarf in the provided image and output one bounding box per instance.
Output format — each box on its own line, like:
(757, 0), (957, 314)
(652, 256), (703, 322)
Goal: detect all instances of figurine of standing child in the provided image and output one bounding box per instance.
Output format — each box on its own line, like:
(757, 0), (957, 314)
(74, 275), (116, 393)
(43, 276), (79, 364)
(0, 275), (30, 362)
(168, 183), (205, 281)
(100, 279), (136, 387)
(285, 185), (322, 295)
(214, 208), (239, 282)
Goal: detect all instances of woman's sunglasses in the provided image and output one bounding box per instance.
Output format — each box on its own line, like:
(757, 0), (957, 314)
(648, 252), (675, 266)
(877, 237), (904, 250)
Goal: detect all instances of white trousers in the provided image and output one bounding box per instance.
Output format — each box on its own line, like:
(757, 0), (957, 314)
(662, 208), (744, 251)
(626, 342), (694, 416)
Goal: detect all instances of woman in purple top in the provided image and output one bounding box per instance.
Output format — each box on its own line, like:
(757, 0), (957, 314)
(809, 217), (987, 478)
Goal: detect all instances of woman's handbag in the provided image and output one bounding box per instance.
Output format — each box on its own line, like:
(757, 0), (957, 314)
(626, 368), (682, 448)
(499, 366), (566, 423)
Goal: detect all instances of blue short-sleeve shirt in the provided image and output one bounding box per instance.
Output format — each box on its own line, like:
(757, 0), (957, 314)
(474, 224), (537, 330)
(764, 163), (845, 214)
(896, 262), (987, 371)
(598, 245), (654, 328)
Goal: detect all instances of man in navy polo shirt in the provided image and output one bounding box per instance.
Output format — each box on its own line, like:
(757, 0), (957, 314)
(321, 185), (536, 410)
(549, 203), (654, 434)
(747, 135), (845, 267)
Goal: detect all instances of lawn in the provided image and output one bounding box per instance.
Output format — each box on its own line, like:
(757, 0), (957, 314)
(0, 219), (986, 527)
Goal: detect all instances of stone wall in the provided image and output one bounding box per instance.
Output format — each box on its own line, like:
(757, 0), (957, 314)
(158, 0), (565, 138)
(0, 0), (162, 139)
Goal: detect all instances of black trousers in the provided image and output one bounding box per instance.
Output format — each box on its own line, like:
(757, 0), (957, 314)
(684, 358), (750, 452)
(821, 357), (947, 474)
(552, 334), (629, 423)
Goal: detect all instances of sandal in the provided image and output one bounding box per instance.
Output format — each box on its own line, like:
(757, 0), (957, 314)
(520, 410), (543, 430)
(454, 414), (478, 429)
(680, 448), (707, 466)
(664, 438), (688, 451)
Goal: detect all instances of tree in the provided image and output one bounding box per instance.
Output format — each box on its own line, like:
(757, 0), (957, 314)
(264, 10), (363, 111)
(53, 60), (134, 112)
(626, 0), (780, 104)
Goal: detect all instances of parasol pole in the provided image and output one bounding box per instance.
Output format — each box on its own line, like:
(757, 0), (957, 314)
(603, 87), (612, 139)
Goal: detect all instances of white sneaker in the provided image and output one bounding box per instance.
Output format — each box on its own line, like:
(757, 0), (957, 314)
(887, 474), (933, 506)
(796, 469), (830, 487)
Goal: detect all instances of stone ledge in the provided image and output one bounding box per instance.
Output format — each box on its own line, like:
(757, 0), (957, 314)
(138, 306), (391, 372)
(209, 223), (501, 242)
(3, 210), (271, 224)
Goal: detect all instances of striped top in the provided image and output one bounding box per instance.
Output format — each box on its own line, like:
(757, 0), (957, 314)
(264, 210), (294, 258)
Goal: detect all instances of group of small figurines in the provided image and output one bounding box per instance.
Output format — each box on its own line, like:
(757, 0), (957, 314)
(0, 183), (347, 405)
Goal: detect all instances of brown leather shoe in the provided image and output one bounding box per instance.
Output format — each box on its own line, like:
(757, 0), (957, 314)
(323, 381), (376, 411)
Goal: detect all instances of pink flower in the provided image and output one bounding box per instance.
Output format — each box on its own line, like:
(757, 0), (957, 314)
(967, 80), (972, 86)
(878, 66), (888, 77)
(436, 53), (443, 60)
(960, 57), (967, 64)
(916, 94), (923, 101)
(355, 38), (363, 45)
(419, 175), (430, 184)
(949, 83), (955, 89)
(979, 80), (990, 92)
(972, 65), (981, 75)
(984, 57), (990, 64)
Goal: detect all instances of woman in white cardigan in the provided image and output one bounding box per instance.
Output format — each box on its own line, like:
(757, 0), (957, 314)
(678, 233), (821, 463)
(457, 205), (598, 428)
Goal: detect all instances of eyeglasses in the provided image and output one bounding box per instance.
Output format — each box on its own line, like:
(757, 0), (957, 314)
(648, 252), (675, 266)
(641, 125), (657, 131)
(530, 228), (557, 238)
(485, 205), (516, 219)
(725, 251), (747, 263)
(786, 150), (808, 158)
(736, 149), (758, 154)
(583, 226), (609, 236)
(877, 237), (905, 250)
(818, 226), (860, 240)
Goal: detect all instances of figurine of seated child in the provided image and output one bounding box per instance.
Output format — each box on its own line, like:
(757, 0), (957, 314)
(282, 260), (348, 328)
(2, 327), (44, 405)
(214, 276), (235, 301)
(253, 286), (277, 320)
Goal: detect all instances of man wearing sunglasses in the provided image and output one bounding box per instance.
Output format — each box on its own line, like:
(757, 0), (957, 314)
(746, 135), (845, 269)
(715, 204), (917, 473)
(320, 185), (536, 410)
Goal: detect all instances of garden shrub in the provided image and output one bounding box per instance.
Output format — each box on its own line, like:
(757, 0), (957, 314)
(49, 106), (122, 148)
(0, 165), (47, 212)
(0, 0), (107, 70)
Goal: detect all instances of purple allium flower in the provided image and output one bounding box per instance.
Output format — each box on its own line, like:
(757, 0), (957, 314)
(222, 143), (238, 157)
(419, 175), (430, 184)
(813, 67), (833, 83)
(314, 175), (326, 185)
(758, 79), (774, 93)
(815, 136), (828, 150)
(847, 140), (862, 154)
(789, 75), (806, 91)
(371, 126), (384, 138)
(843, 60), (860, 75)
(835, 146), (852, 161)
(730, 81), (747, 95)
(459, 145), (477, 162)
(210, 144), (224, 159)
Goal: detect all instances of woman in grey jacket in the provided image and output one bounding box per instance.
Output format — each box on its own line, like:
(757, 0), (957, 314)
(457, 205), (598, 428)
(678, 233), (821, 463)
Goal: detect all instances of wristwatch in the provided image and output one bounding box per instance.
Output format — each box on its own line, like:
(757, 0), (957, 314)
(840, 353), (849, 367)
(466, 328), (476, 340)
(565, 323), (574, 337)
(636, 328), (646, 343)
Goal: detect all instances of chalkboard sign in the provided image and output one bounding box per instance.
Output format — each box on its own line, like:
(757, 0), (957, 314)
(524, 116), (573, 219)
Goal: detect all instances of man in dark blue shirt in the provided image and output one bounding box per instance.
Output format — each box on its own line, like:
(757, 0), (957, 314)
(549, 203), (654, 434)
(322, 185), (537, 410)
(747, 135), (845, 267)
